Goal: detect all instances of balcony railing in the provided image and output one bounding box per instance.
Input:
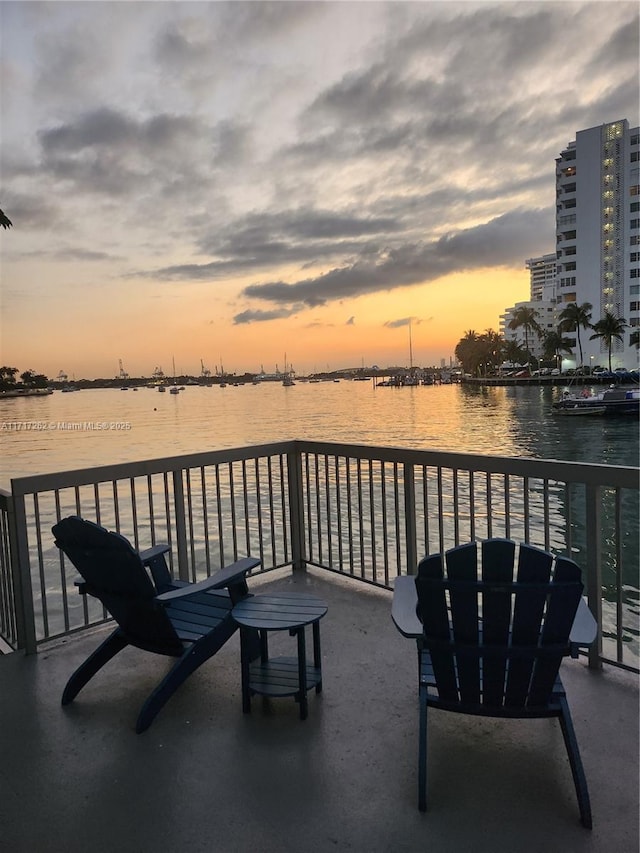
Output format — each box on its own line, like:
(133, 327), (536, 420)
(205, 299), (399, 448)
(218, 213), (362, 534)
(1, 440), (638, 671)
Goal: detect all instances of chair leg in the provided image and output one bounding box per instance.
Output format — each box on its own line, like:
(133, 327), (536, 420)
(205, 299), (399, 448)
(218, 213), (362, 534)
(62, 628), (129, 705)
(418, 681), (428, 812)
(135, 621), (238, 733)
(558, 696), (592, 829)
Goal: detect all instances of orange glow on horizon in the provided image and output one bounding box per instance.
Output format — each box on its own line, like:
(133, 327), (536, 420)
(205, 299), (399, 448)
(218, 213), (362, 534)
(2, 267), (529, 379)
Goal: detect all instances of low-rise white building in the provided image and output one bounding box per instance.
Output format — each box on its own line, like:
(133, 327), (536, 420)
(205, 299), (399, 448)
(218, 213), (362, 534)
(500, 300), (557, 361)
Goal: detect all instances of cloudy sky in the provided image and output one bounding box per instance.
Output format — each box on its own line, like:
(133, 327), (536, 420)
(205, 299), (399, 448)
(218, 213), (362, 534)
(1, 1), (638, 379)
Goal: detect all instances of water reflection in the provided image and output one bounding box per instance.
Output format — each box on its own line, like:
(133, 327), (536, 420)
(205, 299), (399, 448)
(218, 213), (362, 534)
(2, 382), (637, 661)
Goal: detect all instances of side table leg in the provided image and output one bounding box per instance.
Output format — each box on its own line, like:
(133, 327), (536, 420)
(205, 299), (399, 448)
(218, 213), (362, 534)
(312, 620), (322, 694)
(240, 627), (251, 714)
(296, 627), (308, 720)
(260, 628), (269, 664)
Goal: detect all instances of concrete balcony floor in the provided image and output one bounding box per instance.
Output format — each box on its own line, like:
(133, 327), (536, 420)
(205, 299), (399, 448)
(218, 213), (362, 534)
(1, 569), (638, 853)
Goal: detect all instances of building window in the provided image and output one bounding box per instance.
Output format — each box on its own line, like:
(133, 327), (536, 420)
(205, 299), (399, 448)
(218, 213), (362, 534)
(630, 302), (640, 311)
(631, 253), (640, 263)
(632, 236), (640, 246)
(564, 246), (576, 256)
(632, 134), (640, 145)
(631, 284), (640, 295)
(631, 269), (640, 278)
(631, 185), (640, 195)
(564, 262), (576, 271)
(632, 202), (640, 213)
(632, 152), (640, 163)
(631, 219), (640, 230)
(630, 317), (640, 327)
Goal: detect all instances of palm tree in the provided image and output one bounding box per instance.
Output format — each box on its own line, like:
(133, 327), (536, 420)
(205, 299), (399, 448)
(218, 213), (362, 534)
(543, 330), (573, 374)
(481, 328), (504, 374)
(502, 338), (527, 367)
(558, 302), (592, 368)
(589, 311), (627, 372)
(455, 330), (477, 374)
(0, 208), (12, 229)
(507, 306), (542, 363)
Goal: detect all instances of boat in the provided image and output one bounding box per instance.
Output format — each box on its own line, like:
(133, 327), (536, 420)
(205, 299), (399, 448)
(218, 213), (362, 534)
(282, 354), (295, 386)
(552, 386), (639, 417)
(169, 357), (180, 394)
(151, 366), (166, 391)
(552, 404), (607, 417)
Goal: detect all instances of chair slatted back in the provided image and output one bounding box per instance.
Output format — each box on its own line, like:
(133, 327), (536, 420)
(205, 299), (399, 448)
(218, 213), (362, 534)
(416, 539), (583, 712)
(53, 516), (183, 655)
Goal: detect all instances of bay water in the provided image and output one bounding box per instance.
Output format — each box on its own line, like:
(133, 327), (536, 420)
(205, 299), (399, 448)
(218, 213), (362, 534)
(2, 380), (638, 662)
(2, 381), (638, 483)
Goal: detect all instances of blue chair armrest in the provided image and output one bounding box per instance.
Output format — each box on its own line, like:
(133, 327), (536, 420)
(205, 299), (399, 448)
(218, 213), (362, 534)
(140, 544), (173, 591)
(569, 597), (598, 658)
(392, 576), (423, 638)
(156, 557), (260, 603)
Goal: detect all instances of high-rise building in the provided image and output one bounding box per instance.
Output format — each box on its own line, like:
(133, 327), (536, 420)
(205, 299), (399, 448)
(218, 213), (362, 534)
(500, 255), (558, 361)
(555, 119), (639, 368)
(526, 253), (557, 302)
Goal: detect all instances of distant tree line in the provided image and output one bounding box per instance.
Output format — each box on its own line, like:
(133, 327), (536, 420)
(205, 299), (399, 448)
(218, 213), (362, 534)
(454, 302), (636, 376)
(0, 366), (49, 391)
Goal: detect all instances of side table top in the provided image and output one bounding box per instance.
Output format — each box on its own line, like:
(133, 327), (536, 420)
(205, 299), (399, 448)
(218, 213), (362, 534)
(232, 590), (328, 630)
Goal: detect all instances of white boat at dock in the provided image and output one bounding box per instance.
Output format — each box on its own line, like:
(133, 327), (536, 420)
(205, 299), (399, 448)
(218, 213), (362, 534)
(552, 386), (639, 417)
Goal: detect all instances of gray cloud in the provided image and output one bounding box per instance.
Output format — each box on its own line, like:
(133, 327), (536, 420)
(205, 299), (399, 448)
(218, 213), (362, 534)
(237, 208), (552, 317)
(233, 306), (298, 324)
(2, 0), (638, 331)
(384, 318), (414, 330)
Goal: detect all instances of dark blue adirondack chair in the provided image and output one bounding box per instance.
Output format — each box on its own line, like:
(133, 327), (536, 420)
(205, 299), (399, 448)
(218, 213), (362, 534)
(392, 539), (594, 828)
(52, 516), (260, 732)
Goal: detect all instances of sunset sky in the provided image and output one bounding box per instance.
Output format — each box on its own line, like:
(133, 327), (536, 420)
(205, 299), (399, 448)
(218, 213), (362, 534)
(1, 1), (638, 379)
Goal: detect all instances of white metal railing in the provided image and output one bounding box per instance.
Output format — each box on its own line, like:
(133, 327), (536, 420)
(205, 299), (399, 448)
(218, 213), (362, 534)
(1, 441), (638, 671)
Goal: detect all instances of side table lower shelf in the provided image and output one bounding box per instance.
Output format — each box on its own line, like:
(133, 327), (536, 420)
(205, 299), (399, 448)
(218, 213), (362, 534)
(248, 655), (323, 698)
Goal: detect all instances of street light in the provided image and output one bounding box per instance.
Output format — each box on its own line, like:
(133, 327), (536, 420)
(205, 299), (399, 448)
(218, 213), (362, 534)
(590, 355), (594, 376)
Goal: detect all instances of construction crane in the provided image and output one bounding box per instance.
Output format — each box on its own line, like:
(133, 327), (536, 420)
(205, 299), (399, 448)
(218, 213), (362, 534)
(200, 359), (211, 378)
(118, 359), (129, 380)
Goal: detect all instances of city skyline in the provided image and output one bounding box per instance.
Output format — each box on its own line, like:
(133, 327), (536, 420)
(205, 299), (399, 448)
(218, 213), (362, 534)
(1, 2), (639, 379)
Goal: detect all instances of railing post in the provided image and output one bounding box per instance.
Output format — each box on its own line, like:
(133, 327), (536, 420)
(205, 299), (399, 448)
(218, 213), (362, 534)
(172, 470), (190, 582)
(585, 484), (603, 670)
(10, 493), (38, 654)
(404, 463), (418, 576)
(287, 447), (306, 572)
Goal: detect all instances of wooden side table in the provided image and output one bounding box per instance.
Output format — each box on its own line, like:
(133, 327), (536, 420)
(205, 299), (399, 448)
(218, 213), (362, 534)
(232, 591), (328, 720)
